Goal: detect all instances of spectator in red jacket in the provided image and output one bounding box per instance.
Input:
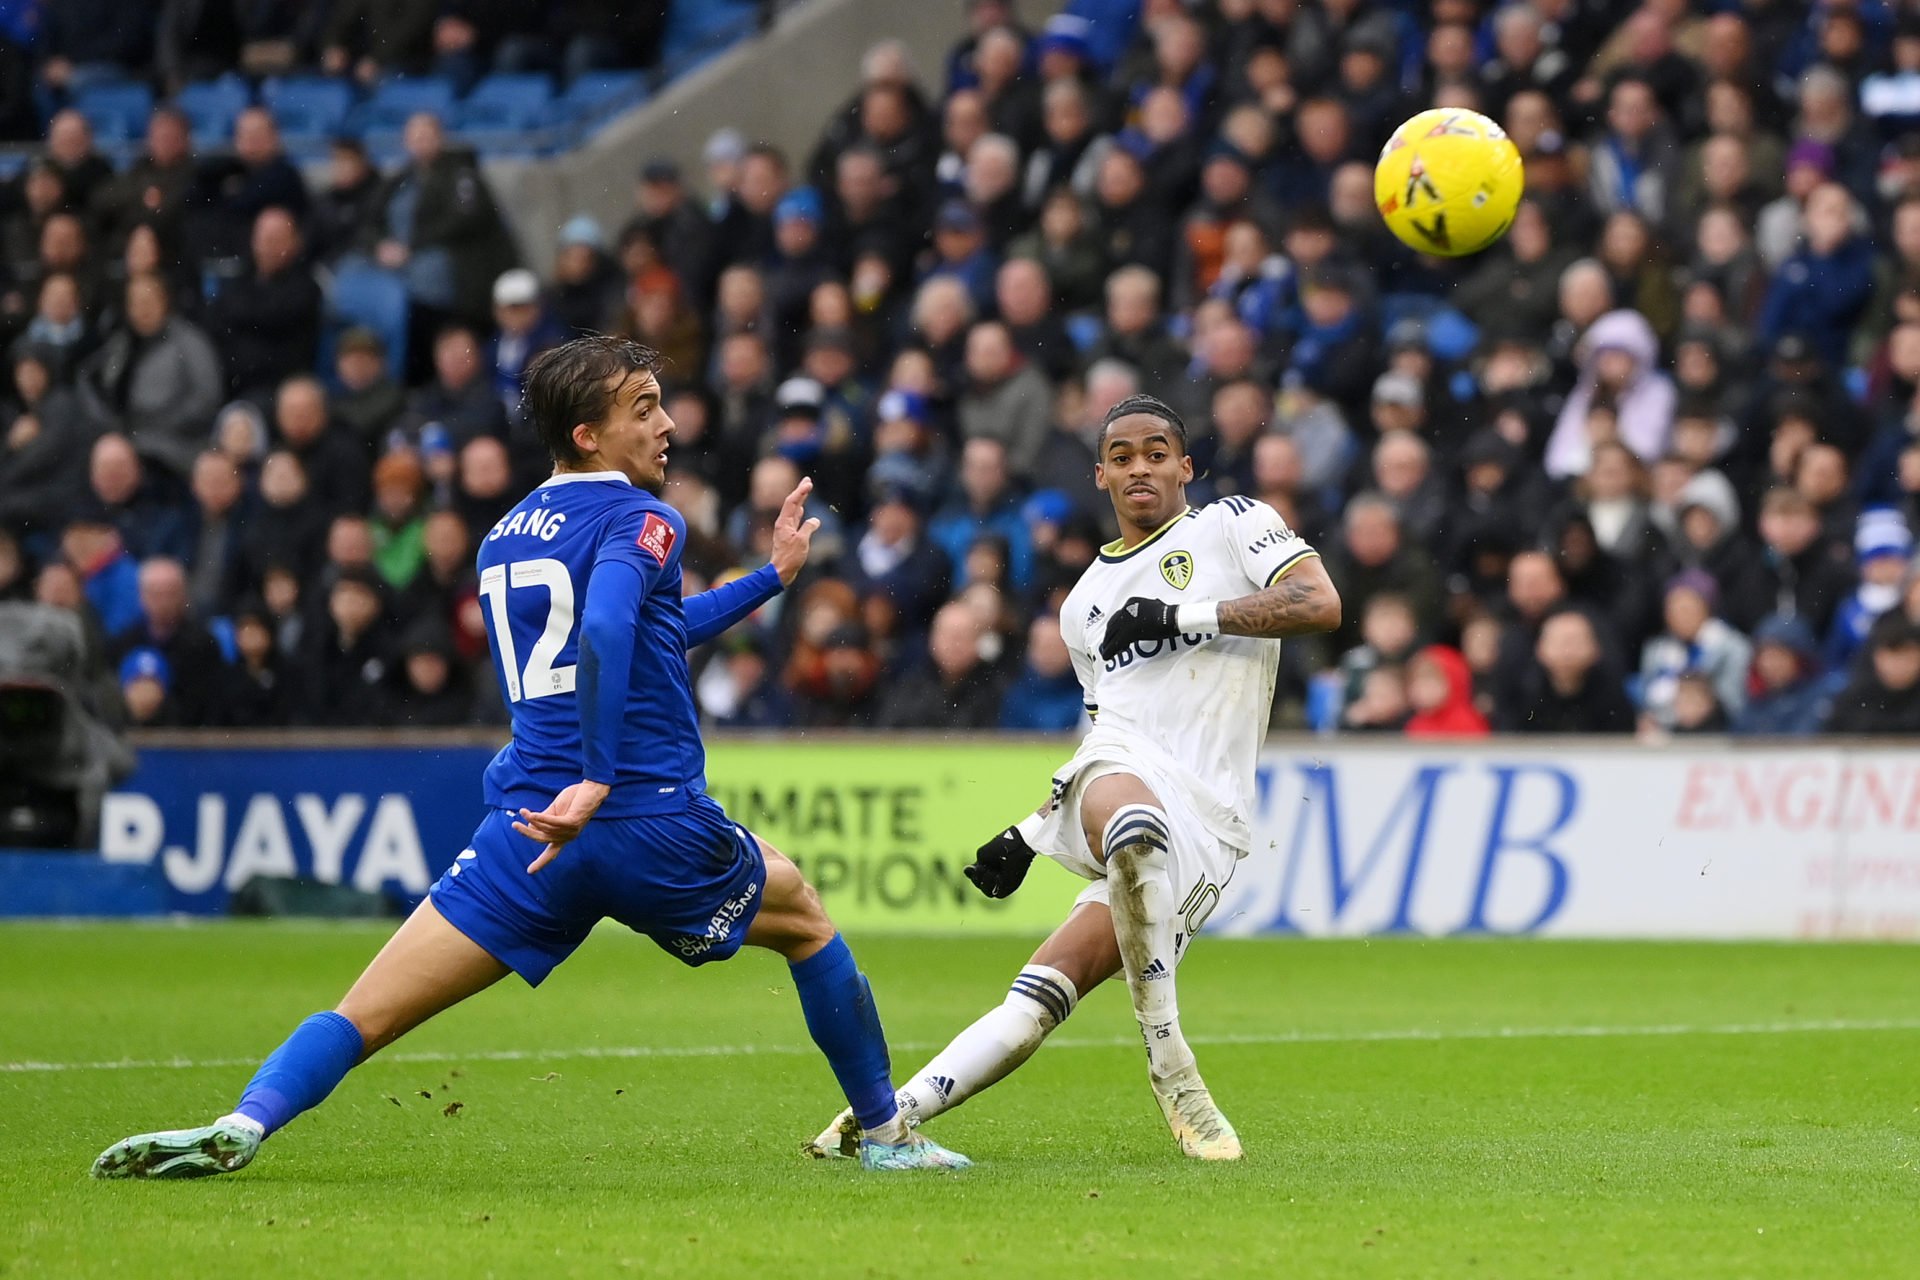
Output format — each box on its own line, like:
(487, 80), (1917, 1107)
(1405, 645), (1491, 737)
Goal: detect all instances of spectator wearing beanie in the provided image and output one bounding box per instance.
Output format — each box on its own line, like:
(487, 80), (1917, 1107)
(1826, 509), (1914, 671)
(331, 328), (407, 452)
(118, 647), (175, 728)
(368, 452), (427, 592)
(549, 215), (623, 337)
(1732, 614), (1838, 736)
(766, 187), (837, 362)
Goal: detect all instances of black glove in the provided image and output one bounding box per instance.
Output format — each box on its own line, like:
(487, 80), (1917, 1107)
(1098, 596), (1180, 660)
(964, 824), (1037, 899)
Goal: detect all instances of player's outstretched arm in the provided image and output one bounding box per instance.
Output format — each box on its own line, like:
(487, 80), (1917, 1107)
(1096, 557), (1340, 658)
(681, 479), (821, 648)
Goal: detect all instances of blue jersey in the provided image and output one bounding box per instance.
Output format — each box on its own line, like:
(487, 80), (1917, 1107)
(475, 470), (780, 819)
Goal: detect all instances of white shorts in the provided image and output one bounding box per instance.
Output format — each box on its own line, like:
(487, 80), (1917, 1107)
(1032, 750), (1244, 963)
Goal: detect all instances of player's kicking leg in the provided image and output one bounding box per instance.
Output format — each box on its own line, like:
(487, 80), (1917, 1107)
(92, 898), (509, 1179)
(810, 774), (1240, 1161)
(814, 773), (1240, 1161)
(746, 839), (970, 1171)
(805, 903), (1120, 1159)
(1082, 773), (1240, 1159)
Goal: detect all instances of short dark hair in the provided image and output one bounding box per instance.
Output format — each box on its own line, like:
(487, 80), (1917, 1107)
(524, 336), (663, 465)
(1098, 393), (1189, 453)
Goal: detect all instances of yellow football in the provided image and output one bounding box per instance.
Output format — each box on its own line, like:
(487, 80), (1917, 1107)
(1373, 109), (1524, 258)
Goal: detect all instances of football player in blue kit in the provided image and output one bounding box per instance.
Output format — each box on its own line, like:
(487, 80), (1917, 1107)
(92, 337), (970, 1178)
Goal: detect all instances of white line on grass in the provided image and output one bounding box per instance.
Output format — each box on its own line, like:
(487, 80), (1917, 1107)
(7, 1017), (1920, 1074)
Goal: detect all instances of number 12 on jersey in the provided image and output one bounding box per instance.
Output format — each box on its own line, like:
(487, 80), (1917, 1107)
(479, 558), (578, 703)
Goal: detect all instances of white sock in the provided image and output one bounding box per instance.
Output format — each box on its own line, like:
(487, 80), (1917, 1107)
(894, 965), (1079, 1125)
(864, 1111), (911, 1144)
(1102, 805), (1198, 1087)
(216, 1112), (265, 1138)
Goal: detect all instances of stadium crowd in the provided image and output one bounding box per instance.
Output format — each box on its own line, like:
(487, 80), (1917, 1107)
(3, 0), (1920, 739)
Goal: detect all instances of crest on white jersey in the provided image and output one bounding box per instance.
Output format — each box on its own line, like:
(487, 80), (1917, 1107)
(1159, 549), (1194, 591)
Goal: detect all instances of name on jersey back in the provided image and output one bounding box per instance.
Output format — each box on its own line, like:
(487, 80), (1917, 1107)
(487, 509), (569, 542)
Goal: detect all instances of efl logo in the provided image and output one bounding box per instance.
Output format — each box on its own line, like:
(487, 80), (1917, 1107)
(637, 512), (677, 565)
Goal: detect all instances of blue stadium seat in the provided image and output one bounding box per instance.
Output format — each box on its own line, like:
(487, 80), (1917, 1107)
(262, 76), (355, 139)
(559, 71), (646, 110)
(552, 71), (647, 138)
(324, 264), (410, 381)
(73, 81), (154, 141)
(352, 76), (457, 132)
(458, 73), (555, 130)
(174, 76), (252, 148)
(661, 0), (761, 69)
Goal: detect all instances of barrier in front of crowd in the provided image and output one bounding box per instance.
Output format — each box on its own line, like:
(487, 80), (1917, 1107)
(86, 737), (1920, 939)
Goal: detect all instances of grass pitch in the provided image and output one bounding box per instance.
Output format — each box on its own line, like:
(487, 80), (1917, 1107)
(2, 924), (1918, 1278)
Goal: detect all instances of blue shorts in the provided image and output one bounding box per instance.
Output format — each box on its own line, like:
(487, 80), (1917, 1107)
(429, 791), (768, 986)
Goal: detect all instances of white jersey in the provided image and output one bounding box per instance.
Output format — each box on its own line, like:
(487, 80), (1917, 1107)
(1055, 497), (1318, 853)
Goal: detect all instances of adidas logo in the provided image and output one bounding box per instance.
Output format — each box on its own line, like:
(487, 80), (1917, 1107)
(928, 1074), (956, 1101)
(1086, 604), (1105, 628)
(1141, 958), (1170, 981)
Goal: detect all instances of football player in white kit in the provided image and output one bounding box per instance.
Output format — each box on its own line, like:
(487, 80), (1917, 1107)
(808, 393), (1341, 1161)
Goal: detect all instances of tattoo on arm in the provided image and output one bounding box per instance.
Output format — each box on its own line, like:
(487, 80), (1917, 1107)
(1216, 561), (1341, 638)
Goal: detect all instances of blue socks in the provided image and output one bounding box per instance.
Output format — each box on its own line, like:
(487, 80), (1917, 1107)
(228, 952), (894, 1140)
(789, 934), (897, 1131)
(233, 1011), (365, 1136)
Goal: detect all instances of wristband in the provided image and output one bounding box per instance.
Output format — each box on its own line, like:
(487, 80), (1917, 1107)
(1175, 601), (1221, 635)
(1015, 812), (1047, 843)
